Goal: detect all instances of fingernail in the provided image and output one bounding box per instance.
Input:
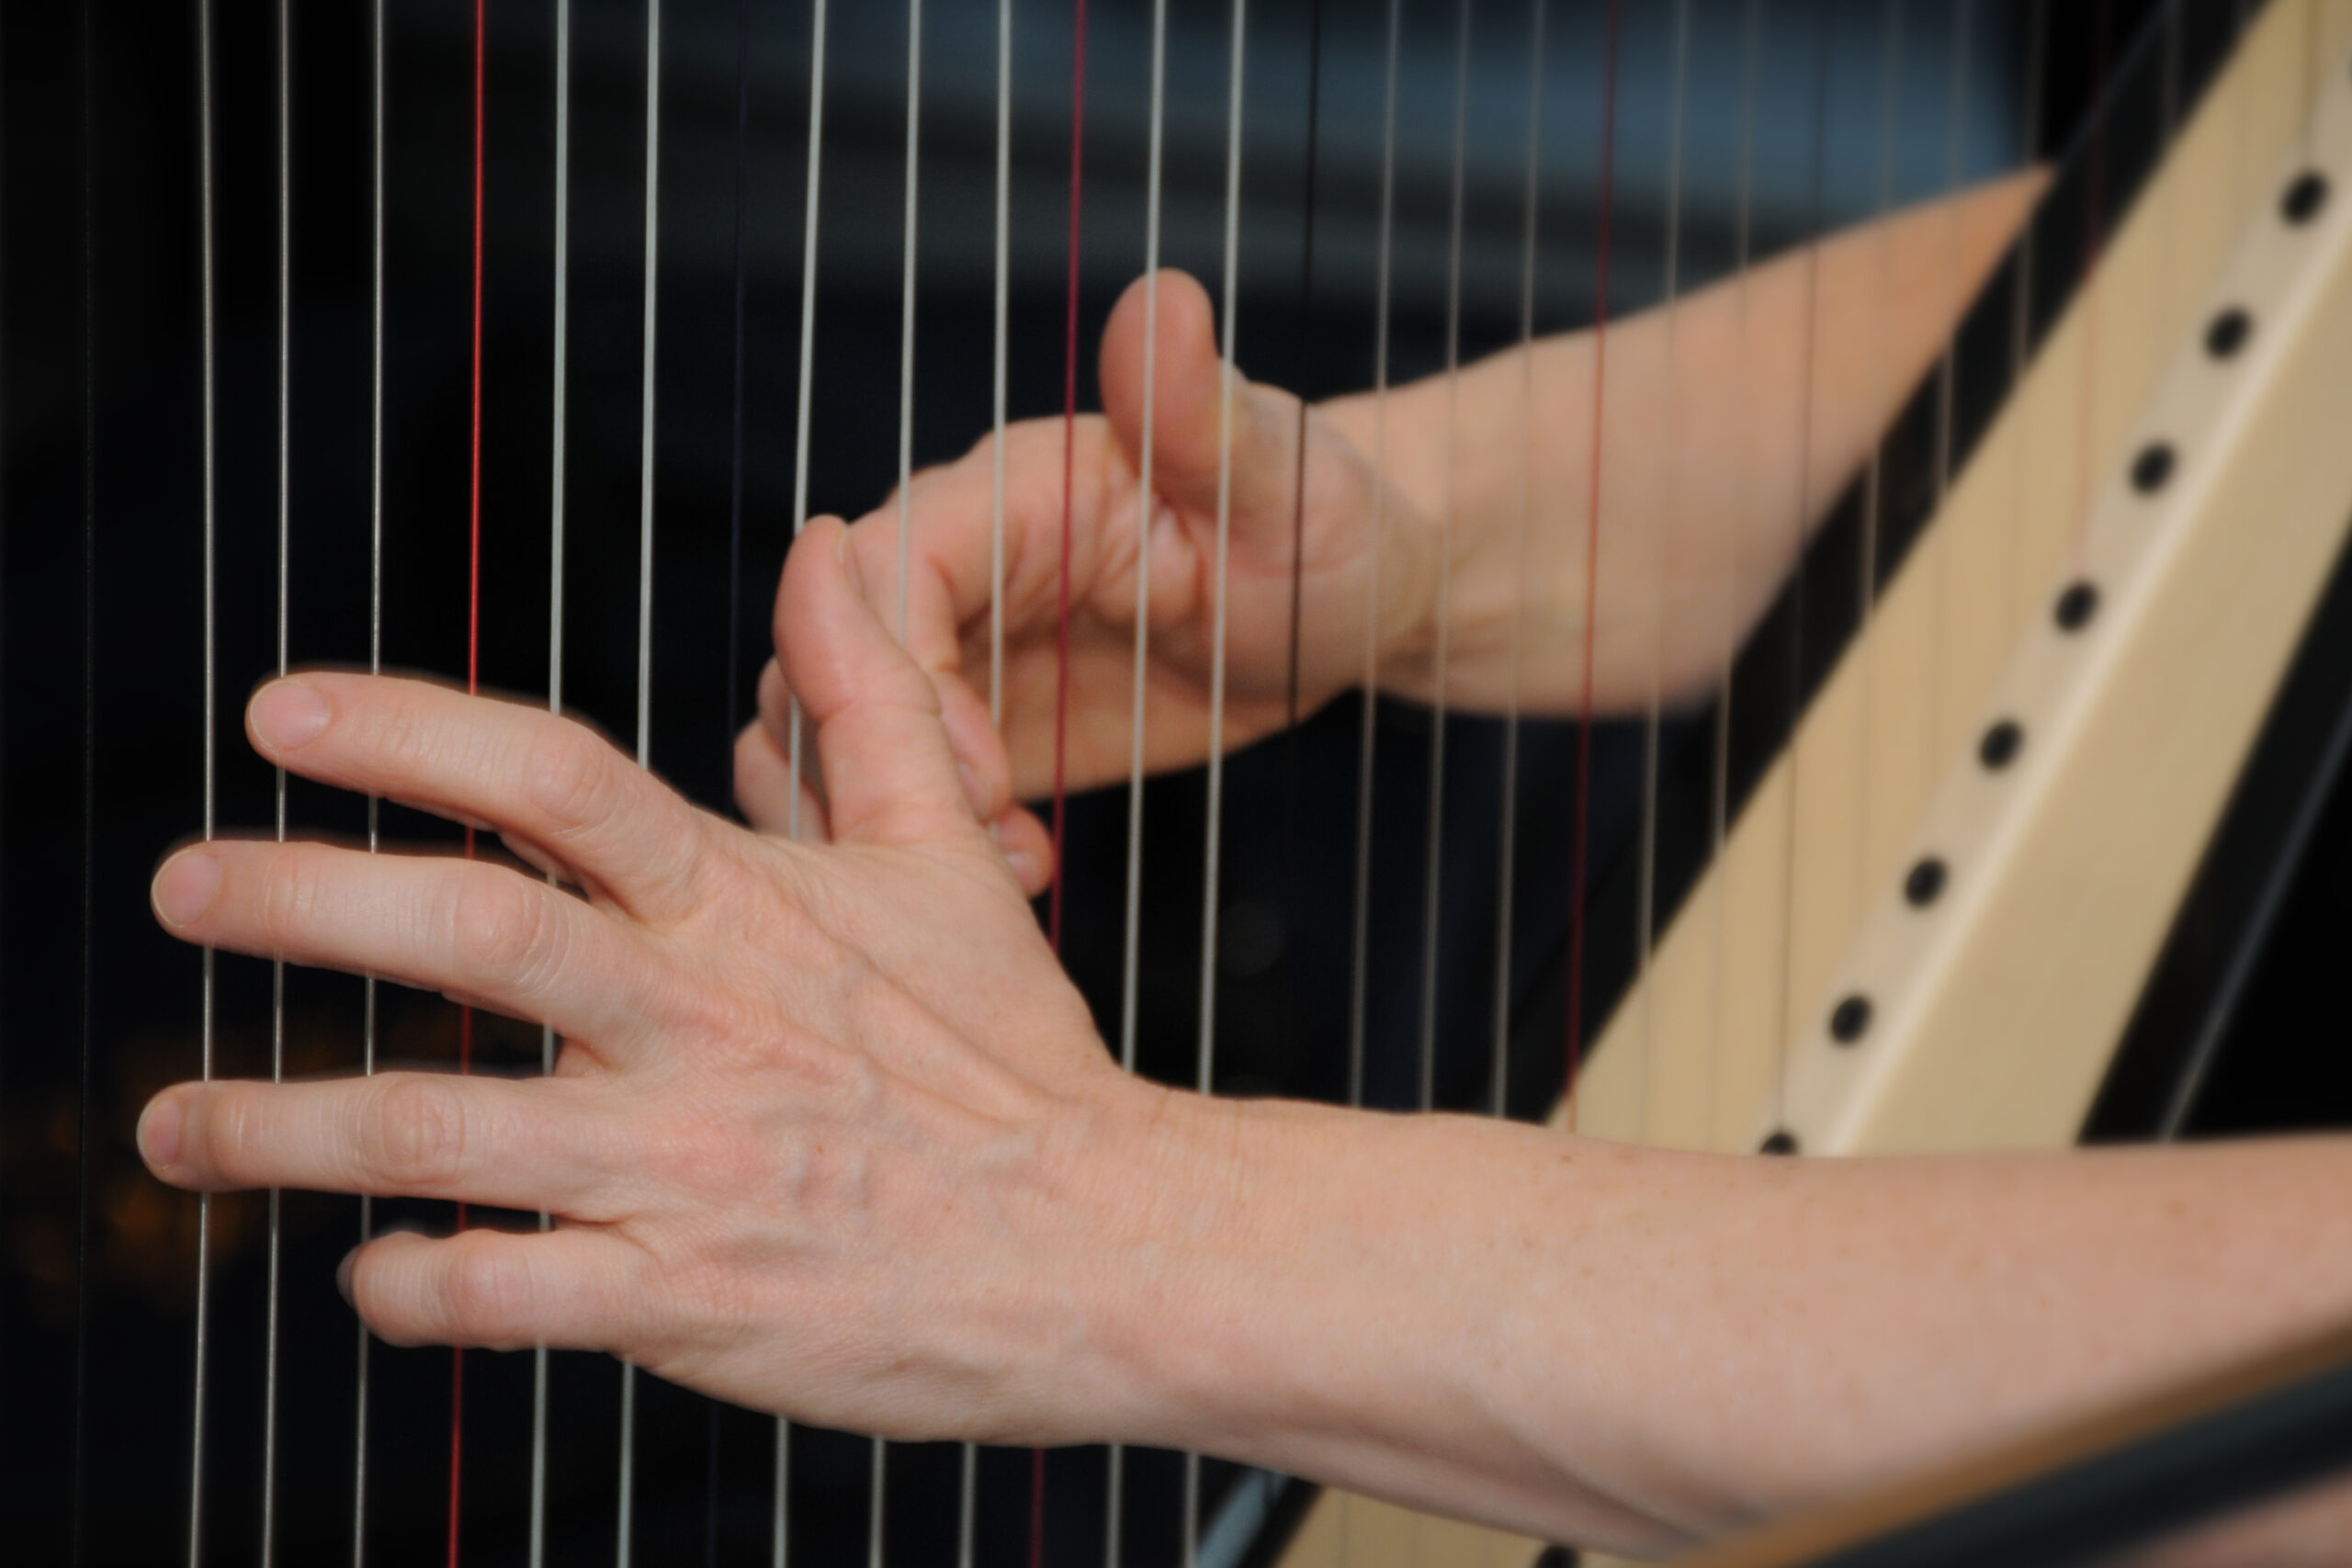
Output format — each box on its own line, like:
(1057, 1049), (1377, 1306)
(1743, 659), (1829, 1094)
(153, 850), (223, 928)
(251, 679), (332, 750)
(138, 1092), (184, 1169)
(336, 1248), (357, 1306)
(835, 524), (867, 595)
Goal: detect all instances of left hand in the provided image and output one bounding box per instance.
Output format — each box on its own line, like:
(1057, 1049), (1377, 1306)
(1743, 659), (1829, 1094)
(135, 516), (1183, 1445)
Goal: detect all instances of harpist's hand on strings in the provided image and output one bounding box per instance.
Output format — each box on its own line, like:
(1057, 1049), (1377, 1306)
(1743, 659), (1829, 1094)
(130, 516), (1189, 1443)
(732, 175), (2048, 819)
(127, 515), (2352, 1549)
(735, 267), (1443, 815)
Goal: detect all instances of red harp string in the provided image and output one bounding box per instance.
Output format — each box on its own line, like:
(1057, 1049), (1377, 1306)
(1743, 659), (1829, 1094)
(1566, 0), (1622, 1130)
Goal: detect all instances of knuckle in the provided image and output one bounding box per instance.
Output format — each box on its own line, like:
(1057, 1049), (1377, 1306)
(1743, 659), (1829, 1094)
(360, 1076), (473, 1188)
(254, 847), (327, 952)
(447, 873), (563, 994)
(521, 724), (624, 842)
(444, 1239), (532, 1344)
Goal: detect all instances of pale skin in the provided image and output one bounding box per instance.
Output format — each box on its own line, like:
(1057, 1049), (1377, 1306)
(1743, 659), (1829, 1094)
(139, 175), (2352, 1559)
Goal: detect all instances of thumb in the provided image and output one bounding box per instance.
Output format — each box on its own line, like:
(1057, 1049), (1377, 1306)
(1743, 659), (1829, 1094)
(1099, 269), (1303, 545)
(776, 516), (1001, 864)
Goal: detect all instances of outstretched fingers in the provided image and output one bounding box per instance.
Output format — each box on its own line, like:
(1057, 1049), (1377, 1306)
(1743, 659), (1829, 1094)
(344, 1225), (664, 1353)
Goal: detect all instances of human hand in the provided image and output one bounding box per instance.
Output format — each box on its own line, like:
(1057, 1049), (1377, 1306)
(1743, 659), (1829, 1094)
(734, 270), (1442, 815)
(133, 517), (1188, 1445)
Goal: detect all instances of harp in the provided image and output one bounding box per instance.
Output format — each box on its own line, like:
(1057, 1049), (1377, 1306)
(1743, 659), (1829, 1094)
(7, 0), (2352, 1563)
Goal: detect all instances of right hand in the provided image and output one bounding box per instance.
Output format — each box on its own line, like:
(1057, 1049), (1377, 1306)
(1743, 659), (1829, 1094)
(736, 269), (1441, 828)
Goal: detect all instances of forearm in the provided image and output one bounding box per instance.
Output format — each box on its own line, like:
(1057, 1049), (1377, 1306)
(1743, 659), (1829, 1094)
(1088, 1095), (2352, 1554)
(1317, 170), (2045, 717)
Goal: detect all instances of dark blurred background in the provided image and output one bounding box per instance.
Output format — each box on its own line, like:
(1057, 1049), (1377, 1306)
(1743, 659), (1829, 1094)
(9, 0), (2347, 1563)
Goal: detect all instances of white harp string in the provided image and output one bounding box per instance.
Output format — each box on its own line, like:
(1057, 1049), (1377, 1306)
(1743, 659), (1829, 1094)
(620, 1), (663, 1562)
(1706, 0), (1765, 1150)
(874, 0), (925, 1548)
(778, 0), (831, 1551)
(356, 2), (387, 1560)
(189, 1), (218, 1560)
(1495, 0), (1547, 1118)
(1109, 5), (1170, 1554)
(786, 0), (830, 844)
(1351, 0), (1404, 1113)
(989, 0), (1012, 730)
(1420, 0), (1472, 1115)
(533, 4), (573, 1563)
(1188, 0), (1250, 1558)
(968, 0), (1012, 1555)
(1851, 0), (1902, 939)
(263, 4), (291, 1559)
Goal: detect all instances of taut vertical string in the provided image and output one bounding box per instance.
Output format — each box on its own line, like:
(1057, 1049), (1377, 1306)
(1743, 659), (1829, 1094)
(1420, 0), (1471, 1116)
(621, 1), (662, 1561)
(451, 0), (488, 1559)
(264, 3), (293, 1559)
(188, 2), (219, 1559)
(72, 1), (97, 1555)
(786, 0), (829, 846)
(1565, 0), (1623, 1130)
(778, 2), (829, 1552)
(1050, 0), (1088, 956)
(1108, 2), (1165, 1554)
(1042, 1), (1088, 1554)
(1496, 0), (1549, 1118)
(356, 2), (388, 1562)
(1634, 0), (1695, 1143)
(532, 1), (571, 1555)
(971, 0), (1013, 1560)
(713, 2), (750, 1558)
(1765, 6), (1832, 1135)
(1351, 0), (1404, 1114)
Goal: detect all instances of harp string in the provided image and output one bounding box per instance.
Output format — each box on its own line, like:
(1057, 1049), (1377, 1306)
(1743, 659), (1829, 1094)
(1705, 0), (1763, 1154)
(1850, 0), (1905, 931)
(1565, 0), (1623, 1132)
(451, 0), (492, 1557)
(619, 0), (665, 1559)
(777, 0), (830, 1553)
(2069, 0), (2116, 564)
(358, 0), (389, 1561)
(973, 0), (1014, 1560)
(989, 0), (1013, 735)
(1926, 0), (1970, 763)
(189, 0), (219, 1559)
(532, 0), (571, 1560)
(1280, 0), (1322, 1129)
(1764, 3), (1834, 1137)
(785, 0), (829, 848)
(1109, 0), (1168, 1554)
(1634, 0), (1697, 1145)
(265, 1), (293, 1559)
(1187, 1), (1250, 1557)
(712, 0), (752, 1559)
(1496, 0), (1548, 1121)
(872, 0), (926, 1549)
(1419, 0), (1471, 1118)
(1351, 0), (1404, 1117)
(73, 0), (97, 1556)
